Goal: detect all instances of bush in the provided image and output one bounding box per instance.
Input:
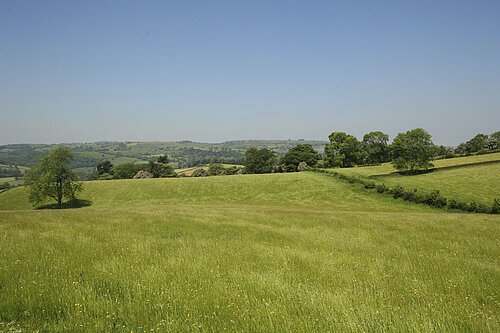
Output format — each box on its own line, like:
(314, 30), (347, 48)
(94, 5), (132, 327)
(376, 183), (388, 193)
(402, 188), (419, 202)
(465, 201), (477, 212)
(207, 163), (226, 176)
(491, 199), (500, 214)
(0, 182), (11, 190)
(390, 185), (405, 199)
(444, 152), (456, 159)
(192, 169), (208, 177)
(476, 149), (488, 155)
(363, 180), (376, 189)
(422, 190), (447, 208)
(476, 203), (490, 214)
(448, 199), (468, 211)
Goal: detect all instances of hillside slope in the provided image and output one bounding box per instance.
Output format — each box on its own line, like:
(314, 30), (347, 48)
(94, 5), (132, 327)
(0, 172), (430, 212)
(0, 172), (498, 332)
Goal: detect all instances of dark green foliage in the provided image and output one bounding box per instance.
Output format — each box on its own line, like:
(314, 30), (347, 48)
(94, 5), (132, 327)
(0, 165), (22, 178)
(157, 155), (169, 164)
(491, 199), (500, 214)
(281, 144), (319, 172)
(24, 147), (82, 209)
(324, 132), (362, 168)
(148, 161), (175, 178)
(376, 183), (388, 193)
(207, 163), (226, 176)
(192, 169), (208, 177)
(422, 190), (447, 208)
(390, 185), (406, 199)
(0, 182), (10, 190)
(243, 148), (276, 174)
(391, 128), (435, 172)
(465, 134), (488, 153)
(363, 181), (376, 189)
(113, 163), (144, 179)
(225, 166), (242, 175)
(362, 131), (390, 164)
(96, 160), (113, 175)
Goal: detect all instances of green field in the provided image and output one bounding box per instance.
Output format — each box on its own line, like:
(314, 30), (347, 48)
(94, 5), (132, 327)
(0, 172), (499, 332)
(336, 152), (500, 177)
(334, 153), (500, 207)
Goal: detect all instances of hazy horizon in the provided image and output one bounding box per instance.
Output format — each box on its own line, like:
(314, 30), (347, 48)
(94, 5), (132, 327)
(1, 1), (499, 146)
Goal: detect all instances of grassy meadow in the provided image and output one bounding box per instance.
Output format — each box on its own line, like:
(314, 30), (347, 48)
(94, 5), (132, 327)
(334, 152), (500, 206)
(335, 152), (500, 177)
(0, 172), (499, 332)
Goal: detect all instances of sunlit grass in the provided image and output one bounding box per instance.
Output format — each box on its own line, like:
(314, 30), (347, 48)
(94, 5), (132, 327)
(0, 173), (498, 332)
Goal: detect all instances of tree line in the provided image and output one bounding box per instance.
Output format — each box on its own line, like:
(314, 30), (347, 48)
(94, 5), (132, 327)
(243, 129), (500, 174)
(20, 128), (499, 208)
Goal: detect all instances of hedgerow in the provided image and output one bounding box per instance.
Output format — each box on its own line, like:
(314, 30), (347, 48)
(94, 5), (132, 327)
(310, 168), (499, 214)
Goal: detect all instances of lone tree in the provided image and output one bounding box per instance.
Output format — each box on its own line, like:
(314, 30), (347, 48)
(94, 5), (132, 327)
(24, 146), (82, 208)
(391, 128), (435, 173)
(281, 144), (319, 172)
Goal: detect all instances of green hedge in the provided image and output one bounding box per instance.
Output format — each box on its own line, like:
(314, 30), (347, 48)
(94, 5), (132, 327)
(310, 168), (499, 214)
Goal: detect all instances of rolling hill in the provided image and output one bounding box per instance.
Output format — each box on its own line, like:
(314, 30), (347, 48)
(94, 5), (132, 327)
(0, 172), (499, 332)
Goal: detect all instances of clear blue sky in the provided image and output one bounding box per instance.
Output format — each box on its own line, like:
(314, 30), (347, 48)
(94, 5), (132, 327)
(1, 0), (499, 145)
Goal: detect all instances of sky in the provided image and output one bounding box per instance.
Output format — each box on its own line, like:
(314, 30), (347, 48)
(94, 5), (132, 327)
(1, 0), (499, 146)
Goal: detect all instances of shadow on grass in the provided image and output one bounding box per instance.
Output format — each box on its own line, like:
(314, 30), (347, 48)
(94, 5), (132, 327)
(37, 199), (92, 210)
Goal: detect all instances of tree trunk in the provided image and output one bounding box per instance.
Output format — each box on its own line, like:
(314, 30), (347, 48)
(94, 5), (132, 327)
(57, 180), (63, 208)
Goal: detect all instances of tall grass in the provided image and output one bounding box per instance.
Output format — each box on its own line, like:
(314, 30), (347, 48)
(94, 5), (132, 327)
(0, 173), (498, 332)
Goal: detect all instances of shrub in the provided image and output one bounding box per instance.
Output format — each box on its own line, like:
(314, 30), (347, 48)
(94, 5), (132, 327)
(363, 180), (376, 189)
(402, 188), (419, 202)
(390, 185), (405, 199)
(448, 199), (468, 211)
(467, 201), (478, 212)
(491, 199), (500, 214)
(422, 190), (447, 208)
(476, 203), (490, 214)
(207, 163), (226, 176)
(444, 152), (456, 159)
(192, 169), (208, 177)
(376, 183), (388, 193)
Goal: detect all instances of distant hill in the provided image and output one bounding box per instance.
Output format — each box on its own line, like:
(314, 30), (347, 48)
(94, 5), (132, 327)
(0, 140), (327, 177)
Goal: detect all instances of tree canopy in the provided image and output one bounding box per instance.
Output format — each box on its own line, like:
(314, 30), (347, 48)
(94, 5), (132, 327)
(243, 148), (276, 174)
(281, 144), (319, 172)
(324, 132), (362, 168)
(24, 146), (82, 208)
(362, 131), (390, 164)
(391, 128), (435, 172)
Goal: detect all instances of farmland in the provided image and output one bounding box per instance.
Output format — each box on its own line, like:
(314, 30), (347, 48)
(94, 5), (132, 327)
(0, 172), (499, 332)
(334, 153), (500, 206)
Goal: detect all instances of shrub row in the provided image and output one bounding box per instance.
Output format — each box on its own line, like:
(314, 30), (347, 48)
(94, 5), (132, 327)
(310, 168), (499, 214)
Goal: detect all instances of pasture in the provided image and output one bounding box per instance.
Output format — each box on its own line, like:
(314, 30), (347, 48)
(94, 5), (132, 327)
(0, 172), (499, 332)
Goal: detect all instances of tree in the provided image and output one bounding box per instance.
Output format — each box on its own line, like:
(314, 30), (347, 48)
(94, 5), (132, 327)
(96, 160), (113, 175)
(391, 128), (435, 173)
(113, 163), (144, 179)
(148, 156), (175, 178)
(488, 131), (500, 150)
(324, 132), (361, 168)
(24, 146), (82, 208)
(157, 155), (169, 164)
(465, 134), (488, 153)
(208, 163), (226, 176)
(281, 144), (319, 172)
(362, 131), (390, 164)
(243, 148), (276, 174)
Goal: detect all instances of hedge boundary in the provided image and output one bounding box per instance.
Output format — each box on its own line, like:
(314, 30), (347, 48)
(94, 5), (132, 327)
(310, 168), (500, 214)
